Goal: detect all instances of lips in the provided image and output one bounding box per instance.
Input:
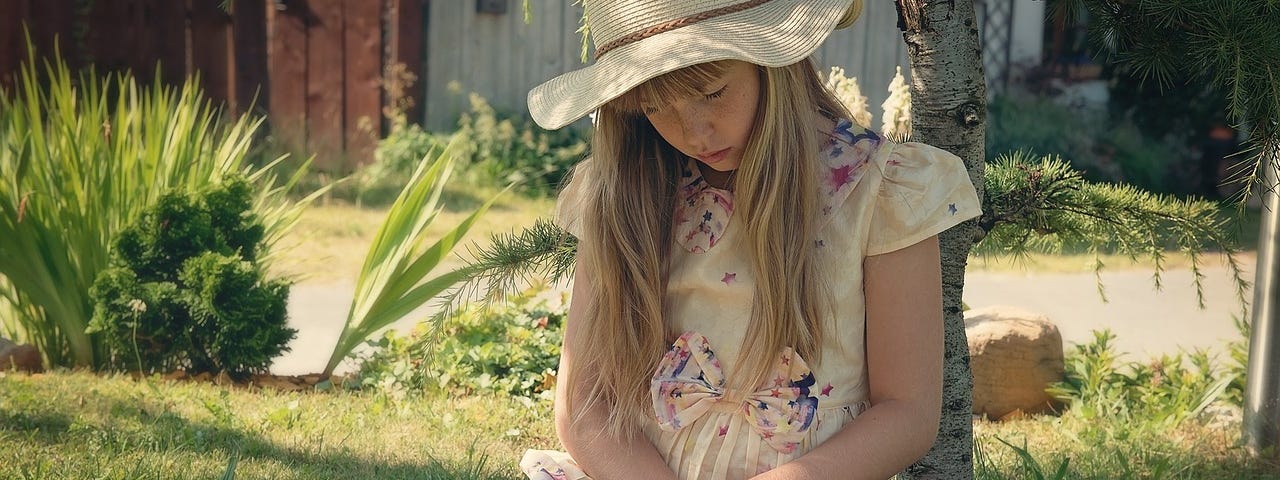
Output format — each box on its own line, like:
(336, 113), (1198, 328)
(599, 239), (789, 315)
(697, 147), (732, 165)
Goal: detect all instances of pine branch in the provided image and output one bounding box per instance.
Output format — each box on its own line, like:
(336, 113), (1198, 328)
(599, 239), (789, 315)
(419, 217), (577, 347)
(976, 151), (1250, 312)
(1055, 0), (1280, 205)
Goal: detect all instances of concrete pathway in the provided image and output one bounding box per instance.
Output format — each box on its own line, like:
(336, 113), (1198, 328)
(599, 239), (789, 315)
(272, 264), (1252, 375)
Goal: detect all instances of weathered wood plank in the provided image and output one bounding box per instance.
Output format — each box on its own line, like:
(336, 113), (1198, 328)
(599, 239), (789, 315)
(343, 0), (381, 167)
(28, 0), (76, 67)
(151, 0), (188, 85)
(0, 0), (32, 90)
(425, 0), (465, 130)
(305, 0), (346, 169)
(86, 0), (143, 72)
(232, 0), (269, 115)
(266, 0), (309, 149)
(189, 0), (234, 107)
(389, 0), (426, 125)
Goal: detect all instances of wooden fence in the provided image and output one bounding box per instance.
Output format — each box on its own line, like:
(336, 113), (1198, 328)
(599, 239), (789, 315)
(3, 1), (1043, 169)
(1, 0), (427, 171)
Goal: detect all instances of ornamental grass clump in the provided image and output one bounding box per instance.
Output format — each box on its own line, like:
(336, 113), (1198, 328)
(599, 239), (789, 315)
(88, 178), (295, 379)
(0, 46), (320, 369)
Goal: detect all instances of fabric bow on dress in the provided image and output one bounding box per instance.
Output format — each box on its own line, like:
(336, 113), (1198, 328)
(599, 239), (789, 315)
(651, 331), (820, 454)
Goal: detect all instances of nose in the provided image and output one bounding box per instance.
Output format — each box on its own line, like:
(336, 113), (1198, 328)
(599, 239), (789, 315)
(675, 102), (714, 146)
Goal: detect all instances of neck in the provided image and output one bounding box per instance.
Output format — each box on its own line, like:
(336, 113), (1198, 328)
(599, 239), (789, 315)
(701, 165), (736, 191)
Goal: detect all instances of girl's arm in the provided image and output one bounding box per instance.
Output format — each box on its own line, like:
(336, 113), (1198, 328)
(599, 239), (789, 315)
(753, 236), (944, 480)
(554, 254), (679, 480)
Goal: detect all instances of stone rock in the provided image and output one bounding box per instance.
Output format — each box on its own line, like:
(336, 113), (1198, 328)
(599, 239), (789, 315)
(965, 306), (1065, 419)
(0, 337), (42, 373)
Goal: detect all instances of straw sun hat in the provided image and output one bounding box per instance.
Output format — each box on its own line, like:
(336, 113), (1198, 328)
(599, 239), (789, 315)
(528, 0), (864, 130)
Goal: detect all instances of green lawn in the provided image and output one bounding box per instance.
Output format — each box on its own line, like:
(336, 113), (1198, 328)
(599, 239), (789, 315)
(0, 370), (553, 479)
(2, 370), (1276, 479)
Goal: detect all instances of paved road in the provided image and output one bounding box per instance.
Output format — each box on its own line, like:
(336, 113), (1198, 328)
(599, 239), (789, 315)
(272, 264), (1251, 375)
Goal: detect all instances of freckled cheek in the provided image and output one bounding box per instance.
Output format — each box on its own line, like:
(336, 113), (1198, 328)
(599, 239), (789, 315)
(648, 117), (691, 154)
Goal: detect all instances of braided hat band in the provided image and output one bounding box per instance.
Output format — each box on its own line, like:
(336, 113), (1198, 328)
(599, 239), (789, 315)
(595, 0), (775, 58)
(528, 0), (862, 130)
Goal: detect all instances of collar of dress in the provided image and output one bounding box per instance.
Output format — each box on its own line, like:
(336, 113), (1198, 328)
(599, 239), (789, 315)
(673, 118), (883, 254)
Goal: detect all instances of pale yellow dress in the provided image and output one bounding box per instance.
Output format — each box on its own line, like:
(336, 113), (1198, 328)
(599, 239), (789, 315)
(521, 119), (982, 480)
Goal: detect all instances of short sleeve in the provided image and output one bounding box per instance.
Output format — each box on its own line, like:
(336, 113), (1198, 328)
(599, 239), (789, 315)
(865, 142), (982, 256)
(554, 158), (594, 238)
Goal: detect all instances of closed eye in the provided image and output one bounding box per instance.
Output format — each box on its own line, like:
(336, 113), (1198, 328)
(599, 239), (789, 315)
(705, 86), (727, 100)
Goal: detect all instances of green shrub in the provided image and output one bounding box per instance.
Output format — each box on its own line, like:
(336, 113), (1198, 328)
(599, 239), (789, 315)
(360, 122), (449, 205)
(455, 93), (588, 196)
(88, 178), (295, 379)
(361, 93), (587, 201)
(356, 287), (565, 404)
(1046, 330), (1232, 440)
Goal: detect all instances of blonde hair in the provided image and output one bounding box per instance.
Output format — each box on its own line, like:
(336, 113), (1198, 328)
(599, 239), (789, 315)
(567, 57), (854, 438)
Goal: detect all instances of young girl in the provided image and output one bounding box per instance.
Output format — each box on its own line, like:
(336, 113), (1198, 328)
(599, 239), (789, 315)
(521, 1), (980, 479)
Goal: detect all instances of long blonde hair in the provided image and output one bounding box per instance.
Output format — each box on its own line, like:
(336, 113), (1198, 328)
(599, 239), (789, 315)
(567, 57), (854, 438)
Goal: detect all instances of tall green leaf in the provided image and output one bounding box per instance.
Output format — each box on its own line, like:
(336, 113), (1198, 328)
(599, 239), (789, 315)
(324, 137), (502, 375)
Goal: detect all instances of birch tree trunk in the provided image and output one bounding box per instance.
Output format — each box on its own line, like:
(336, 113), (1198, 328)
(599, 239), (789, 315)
(893, 1), (987, 478)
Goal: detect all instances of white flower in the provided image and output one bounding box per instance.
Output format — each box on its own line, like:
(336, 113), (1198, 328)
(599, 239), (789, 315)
(825, 67), (873, 128)
(128, 298), (147, 314)
(881, 66), (913, 140)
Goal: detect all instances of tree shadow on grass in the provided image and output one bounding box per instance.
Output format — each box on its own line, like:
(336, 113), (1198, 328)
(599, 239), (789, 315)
(0, 394), (522, 480)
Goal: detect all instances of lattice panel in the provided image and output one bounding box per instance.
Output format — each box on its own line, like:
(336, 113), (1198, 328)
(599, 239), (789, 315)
(975, 0), (1015, 93)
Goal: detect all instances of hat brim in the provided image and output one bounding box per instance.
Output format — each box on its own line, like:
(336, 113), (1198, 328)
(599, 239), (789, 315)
(528, 0), (852, 130)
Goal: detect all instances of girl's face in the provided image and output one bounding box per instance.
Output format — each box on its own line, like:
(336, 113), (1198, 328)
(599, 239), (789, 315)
(642, 60), (760, 173)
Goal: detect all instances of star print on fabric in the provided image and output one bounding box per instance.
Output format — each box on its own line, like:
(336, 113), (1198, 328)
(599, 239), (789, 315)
(829, 164), (857, 191)
(770, 388), (782, 398)
(721, 272), (737, 285)
(703, 211), (713, 222)
(718, 424), (729, 436)
(830, 146), (844, 157)
(814, 239), (826, 248)
(887, 158), (902, 166)
(948, 203), (958, 215)
(821, 383), (834, 396)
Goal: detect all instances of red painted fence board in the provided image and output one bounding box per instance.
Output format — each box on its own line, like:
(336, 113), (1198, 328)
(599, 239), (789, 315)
(305, 0), (346, 169)
(1, 0), (420, 170)
(344, 0), (382, 167)
(189, 0), (234, 109)
(389, 0), (426, 126)
(266, 1), (310, 148)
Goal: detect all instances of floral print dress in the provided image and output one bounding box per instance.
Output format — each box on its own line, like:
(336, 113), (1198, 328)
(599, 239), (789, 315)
(521, 119), (982, 480)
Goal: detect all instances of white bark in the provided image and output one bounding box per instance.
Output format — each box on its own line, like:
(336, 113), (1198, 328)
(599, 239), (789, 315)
(894, 0), (987, 478)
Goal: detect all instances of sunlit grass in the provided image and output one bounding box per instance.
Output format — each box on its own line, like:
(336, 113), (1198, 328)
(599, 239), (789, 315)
(0, 370), (556, 479)
(974, 414), (1277, 479)
(3, 370), (1276, 479)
